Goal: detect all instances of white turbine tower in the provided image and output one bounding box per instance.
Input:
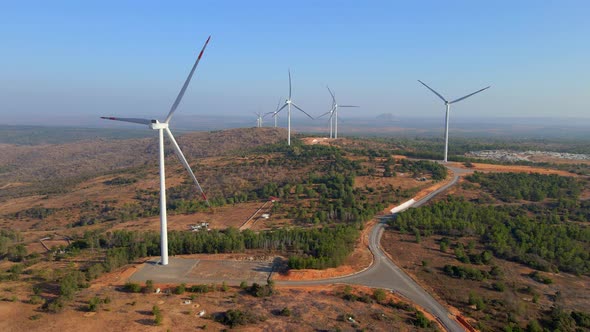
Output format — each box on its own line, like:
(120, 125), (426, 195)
(317, 86), (358, 139)
(101, 36), (211, 266)
(317, 104), (335, 138)
(255, 112), (264, 128)
(275, 70), (314, 145)
(418, 80), (490, 163)
(266, 98), (282, 128)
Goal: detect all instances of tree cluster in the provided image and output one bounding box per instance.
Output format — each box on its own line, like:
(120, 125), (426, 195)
(467, 171), (582, 202)
(390, 196), (590, 275)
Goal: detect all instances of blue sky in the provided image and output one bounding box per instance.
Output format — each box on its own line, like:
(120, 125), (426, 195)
(1, 1), (589, 126)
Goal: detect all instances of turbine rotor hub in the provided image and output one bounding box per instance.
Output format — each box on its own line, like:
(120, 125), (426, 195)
(150, 120), (169, 130)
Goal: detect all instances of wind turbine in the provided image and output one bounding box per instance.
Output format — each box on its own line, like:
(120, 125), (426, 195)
(318, 86), (358, 139)
(275, 70), (314, 145)
(101, 36), (211, 266)
(265, 98), (282, 128)
(254, 112), (264, 128)
(418, 80), (490, 162)
(317, 104), (335, 138)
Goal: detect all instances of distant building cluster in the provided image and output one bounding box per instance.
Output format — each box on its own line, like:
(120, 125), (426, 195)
(466, 150), (590, 162)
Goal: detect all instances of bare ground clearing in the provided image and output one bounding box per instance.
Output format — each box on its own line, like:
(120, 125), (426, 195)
(446, 161), (578, 177)
(0, 282), (434, 332)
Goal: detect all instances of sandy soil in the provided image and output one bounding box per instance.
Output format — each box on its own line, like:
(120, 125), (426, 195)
(447, 161), (578, 177)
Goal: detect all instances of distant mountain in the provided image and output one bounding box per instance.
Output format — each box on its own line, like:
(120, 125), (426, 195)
(375, 113), (399, 122)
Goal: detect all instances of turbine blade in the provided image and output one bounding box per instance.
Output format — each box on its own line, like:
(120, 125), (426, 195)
(327, 86), (336, 104)
(275, 98), (282, 112)
(275, 103), (288, 114)
(317, 110), (333, 119)
(291, 103), (314, 119)
(418, 80), (447, 103)
(164, 35), (211, 123)
(339, 105), (359, 108)
(450, 86), (491, 104)
(100, 117), (152, 125)
(288, 70), (292, 100)
(164, 128), (210, 207)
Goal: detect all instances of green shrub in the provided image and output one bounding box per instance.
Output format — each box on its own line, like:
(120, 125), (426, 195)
(87, 296), (101, 312)
(190, 284), (211, 293)
(373, 288), (387, 302)
(468, 291), (486, 311)
(44, 297), (65, 313)
(173, 283), (186, 295)
(529, 271), (553, 284)
(29, 295), (44, 305)
(492, 282), (506, 292)
(248, 282), (274, 298)
(279, 307), (291, 317)
(123, 281), (142, 293)
(153, 305), (163, 325)
(215, 309), (262, 328)
(142, 280), (154, 294)
(414, 311), (432, 328)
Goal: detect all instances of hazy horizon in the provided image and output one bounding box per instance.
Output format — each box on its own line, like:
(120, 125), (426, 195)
(4, 114), (590, 142)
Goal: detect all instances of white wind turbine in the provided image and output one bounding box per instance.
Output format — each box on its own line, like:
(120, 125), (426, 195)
(317, 86), (358, 139)
(255, 112), (264, 127)
(275, 70), (314, 145)
(266, 98), (282, 128)
(418, 80), (490, 163)
(101, 36), (211, 266)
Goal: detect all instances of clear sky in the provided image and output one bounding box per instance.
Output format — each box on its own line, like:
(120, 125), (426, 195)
(1, 0), (589, 126)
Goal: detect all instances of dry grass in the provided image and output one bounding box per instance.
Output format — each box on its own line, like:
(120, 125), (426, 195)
(0, 280), (433, 332)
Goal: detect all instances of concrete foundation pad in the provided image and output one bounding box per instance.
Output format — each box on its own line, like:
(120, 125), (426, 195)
(128, 257), (273, 286)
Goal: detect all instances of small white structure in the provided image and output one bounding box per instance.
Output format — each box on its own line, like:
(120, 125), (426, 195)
(198, 310), (206, 317)
(155, 288), (161, 294)
(261, 213), (270, 219)
(390, 199), (416, 214)
(182, 300), (192, 305)
(190, 222), (210, 232)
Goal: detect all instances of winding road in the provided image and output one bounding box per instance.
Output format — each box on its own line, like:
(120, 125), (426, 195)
(278, 166), (467, 332)
(130, 165), (468, 331)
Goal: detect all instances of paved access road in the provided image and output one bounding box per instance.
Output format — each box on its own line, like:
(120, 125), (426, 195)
(129, 165), (468, 331)
(278, 167), (466, 332)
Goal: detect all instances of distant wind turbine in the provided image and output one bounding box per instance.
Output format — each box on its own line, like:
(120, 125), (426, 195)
(266, 98), (283, 128)
(254, 112), (264, 128)
(275, 70), (314, 145)
(418, 80), (490, 163)
(318, 86), (358, 139)
(101, 36), (212, 266)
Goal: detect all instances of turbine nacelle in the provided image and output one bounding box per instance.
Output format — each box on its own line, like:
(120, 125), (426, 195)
(150, 120), (169, 130)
